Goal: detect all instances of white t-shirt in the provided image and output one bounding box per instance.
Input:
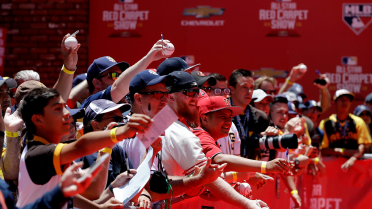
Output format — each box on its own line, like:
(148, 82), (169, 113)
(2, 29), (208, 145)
(117, 136), (146, 169)
(216, 123), (241, 156)
(162, 120), (207, 176)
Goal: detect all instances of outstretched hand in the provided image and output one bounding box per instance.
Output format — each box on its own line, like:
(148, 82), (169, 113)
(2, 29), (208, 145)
(146, 39), (171, 61)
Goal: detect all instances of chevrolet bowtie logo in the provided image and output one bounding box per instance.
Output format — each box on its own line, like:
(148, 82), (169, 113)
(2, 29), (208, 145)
(183, 6), (224, 18)
(252, 68), (288, 78)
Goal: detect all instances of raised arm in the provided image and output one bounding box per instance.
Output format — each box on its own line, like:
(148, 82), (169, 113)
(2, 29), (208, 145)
(110, 40), (170, 103)
(54, 34), (81, 102)
(60, 114), (153, 165)
(315, 74), (331, 113)
(278, 64), (306, 94)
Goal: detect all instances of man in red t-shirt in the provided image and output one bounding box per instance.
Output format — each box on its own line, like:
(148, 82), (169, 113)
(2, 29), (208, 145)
(192, 96), (291, 174)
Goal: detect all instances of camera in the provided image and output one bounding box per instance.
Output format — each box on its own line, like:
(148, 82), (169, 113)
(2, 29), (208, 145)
(249, 134), (298, 150)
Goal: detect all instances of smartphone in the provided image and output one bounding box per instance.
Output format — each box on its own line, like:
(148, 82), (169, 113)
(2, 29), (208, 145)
(77, 153), (110, 183)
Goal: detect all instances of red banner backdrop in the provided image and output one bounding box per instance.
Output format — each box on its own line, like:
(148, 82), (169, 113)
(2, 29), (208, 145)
(89, 0), (372, 110)
(0, 28), (6, 76)
(169, 157), (372, 209)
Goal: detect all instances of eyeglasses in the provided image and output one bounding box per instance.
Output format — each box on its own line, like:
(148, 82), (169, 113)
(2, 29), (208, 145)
(265, 90), (277, 95)
(97, 72), (121, 81)
(99, 116), (125, 123)
(175, 88), (200, 97)
(200, 86), (213, 92)
(139, 91), (168, 99)
(212, 88), (230, 96)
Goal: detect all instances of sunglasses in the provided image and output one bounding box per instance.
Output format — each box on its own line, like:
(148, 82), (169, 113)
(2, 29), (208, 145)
(97, 72), (121, 81)
(99, 116), (125, 123)
(200, 86), (213, 92)
(265, 90), (277, 95)
(175, 88), (200, 97)
(213, 88), (230, 96)
(139, 91), (168, 99)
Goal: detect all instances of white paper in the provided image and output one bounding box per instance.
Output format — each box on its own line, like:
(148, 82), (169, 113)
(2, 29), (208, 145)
(113, 147), (153, 204)
(137, 105), (178, 148)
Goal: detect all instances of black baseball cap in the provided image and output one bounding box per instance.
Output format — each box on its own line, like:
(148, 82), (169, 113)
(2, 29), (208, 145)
(157, 57), (200, 76)
(169, 71), (198, 93)
(191, 71), (216, 87)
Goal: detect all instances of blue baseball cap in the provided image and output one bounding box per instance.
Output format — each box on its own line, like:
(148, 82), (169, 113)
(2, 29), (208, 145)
(305, 100), (322, 112)
(365, 93), (372, 104)
(298, 103), (307, 110)
(288, 83), (306, 99)
(129, 70), (174, 95)
(288, 102), (297, 115)
(66, 106), (85, 119)
(83, 99), (131, 126)
(0, 76), (17, 89)
(169, 71), (198, 93)
(87, 56), (130, 91)
(72, 73), (87, 88)
(354, 105), (371, 116)
(157, 57), (200, 76)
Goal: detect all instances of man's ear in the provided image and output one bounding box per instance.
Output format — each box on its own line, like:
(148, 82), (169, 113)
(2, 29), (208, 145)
(31, 114), (44, 127)
(92, 78), (101, 90)
(90, 120), (100, 131)
(229, 86), (235, 95)
(134, 93), (143, 106)
(200, 114), (209, 127)
(167, 93), (175, 103)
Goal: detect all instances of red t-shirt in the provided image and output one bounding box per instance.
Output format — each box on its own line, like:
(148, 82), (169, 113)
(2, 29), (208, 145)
(192, 127), (223, 159)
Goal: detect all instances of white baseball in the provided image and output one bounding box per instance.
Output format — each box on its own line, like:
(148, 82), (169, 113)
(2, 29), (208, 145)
(298, 64), (307, 73)
(64, 37), (78, 49)
(162, 43), (175, 56)
(238, 183), (252, 196)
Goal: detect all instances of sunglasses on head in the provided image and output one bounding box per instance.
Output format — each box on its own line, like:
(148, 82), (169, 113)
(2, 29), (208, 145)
(139, 91), (168, 99)
(213, 88), (230, 95)
(97, 72), (121, 81)
(175, 88), (200, 97)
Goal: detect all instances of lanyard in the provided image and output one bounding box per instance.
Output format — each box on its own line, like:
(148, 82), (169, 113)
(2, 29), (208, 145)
(230, 98), (249, 157)
(336, 116), (350, 141)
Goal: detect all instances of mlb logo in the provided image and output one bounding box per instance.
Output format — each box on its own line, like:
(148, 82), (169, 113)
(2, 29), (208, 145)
(342, 56), (357, 65)
(343, 4), (372, 35)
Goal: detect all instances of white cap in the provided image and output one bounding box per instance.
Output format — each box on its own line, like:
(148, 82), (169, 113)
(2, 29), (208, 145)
(334, 89), (354, 101)
(252, 89), (274, 103)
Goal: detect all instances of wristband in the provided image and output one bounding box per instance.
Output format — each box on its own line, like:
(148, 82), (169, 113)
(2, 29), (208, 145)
(108, 184), (114, 193)
(61, 65), (76, 75)
(110, 128), (118, 143)
(232, 172), (237, 183)
(99, 148), (112, 155)
(140, 194), (152, 201)
(314, 157), (319, 164)
(340, 148), (345, 155)
(6, 131), (18, 138)
(261, 162), (267, 174)
(286, 78), (294, 85)
(291, 190), (298, 195)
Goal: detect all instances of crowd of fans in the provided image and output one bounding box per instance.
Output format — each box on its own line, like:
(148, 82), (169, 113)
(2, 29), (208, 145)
(0, 33), (371, 209)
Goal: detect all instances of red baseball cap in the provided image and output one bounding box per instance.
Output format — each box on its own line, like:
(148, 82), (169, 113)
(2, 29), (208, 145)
(198, 96), (242, 117)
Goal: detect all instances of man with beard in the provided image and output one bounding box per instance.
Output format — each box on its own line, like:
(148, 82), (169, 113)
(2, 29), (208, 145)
(162, 70), (268, 209)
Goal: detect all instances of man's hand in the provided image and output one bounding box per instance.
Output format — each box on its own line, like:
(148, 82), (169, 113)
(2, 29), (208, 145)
(341, 157), (356, 172)
(137, 194), (151, 209)
(150, 137), (162, 155)
(266, 158), (291, 174)
(261, 126), (279, 136)
(289, 63), (307, 82)
(4, 107), (24, 133)
(297, 155), (309, 168)
(111, 169), (137, 188)
(307, 163), (318, 176)
(247, 172), (273, 190)
(246, 199), (269, 209)
(314, 74), (330, 90)
(61, 33), (80, 71)
(285, 116), (305, 139)
(146, 39), (171, 62)
(99, 197), (124, 209)
(120, 114), (153, 138)
(194, 158), (227, 185)
(59, 161), (102, 198)
(291, 192), (302, 208)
